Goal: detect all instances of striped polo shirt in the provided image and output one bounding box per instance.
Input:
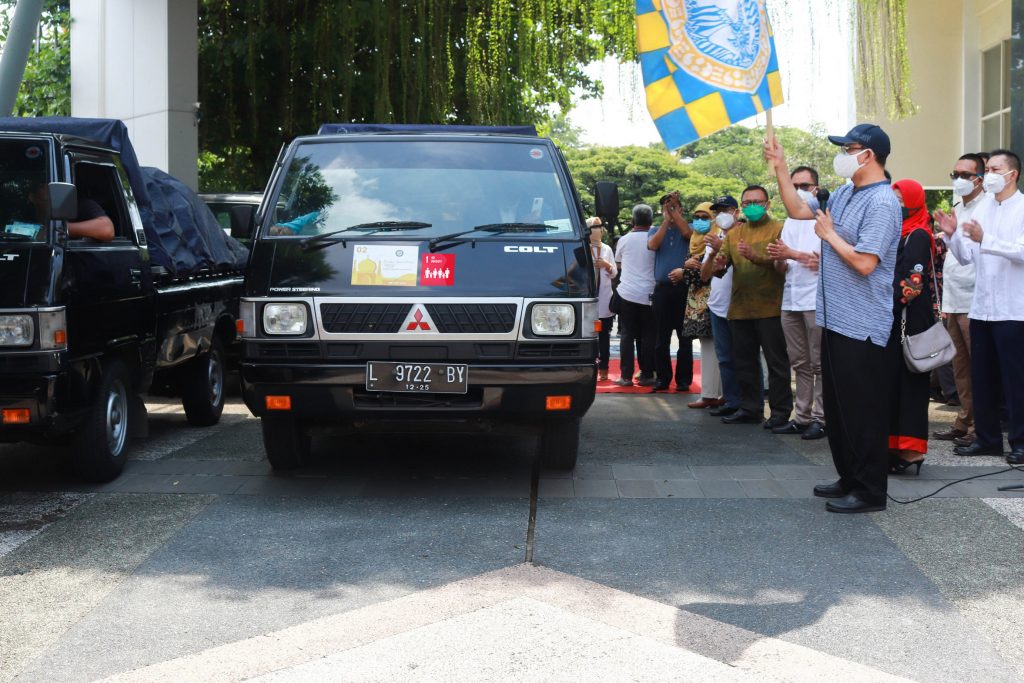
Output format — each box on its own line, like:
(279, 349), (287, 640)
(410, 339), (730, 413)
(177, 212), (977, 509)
(816, 181), (901, 346)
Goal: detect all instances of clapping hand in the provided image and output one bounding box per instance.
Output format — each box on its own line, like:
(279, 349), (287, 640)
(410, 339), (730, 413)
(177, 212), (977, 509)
(933, 210), (957, 237)
(963, 219), (984, 243)
(765, 238), (789, 261)
(737, 239), (756, 261)
(803, 251), (820, 272)
(684, 257), (701, 270)
(706, 232), (724, 252)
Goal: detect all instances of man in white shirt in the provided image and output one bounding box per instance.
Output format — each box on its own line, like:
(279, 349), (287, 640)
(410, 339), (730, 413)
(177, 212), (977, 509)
(932, 154), (984, 447)
(766, 166), (826, 441)
(936, 149), (1024, 464)
(613, 205), (657, 386)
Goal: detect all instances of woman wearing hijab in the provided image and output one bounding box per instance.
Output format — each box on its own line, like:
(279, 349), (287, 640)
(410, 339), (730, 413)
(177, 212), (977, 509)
(888, 179), (938, 474)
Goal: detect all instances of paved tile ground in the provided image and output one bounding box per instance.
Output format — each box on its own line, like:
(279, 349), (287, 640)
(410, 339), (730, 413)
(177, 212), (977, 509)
(1, 380), (1022, 682)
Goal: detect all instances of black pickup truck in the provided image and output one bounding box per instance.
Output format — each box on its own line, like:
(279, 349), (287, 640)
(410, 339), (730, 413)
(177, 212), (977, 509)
(241, 124), (614, 471)
(0, 118), (247, 481)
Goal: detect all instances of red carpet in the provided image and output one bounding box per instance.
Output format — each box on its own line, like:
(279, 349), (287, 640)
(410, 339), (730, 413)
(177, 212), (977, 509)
(597, 359), (702, 395)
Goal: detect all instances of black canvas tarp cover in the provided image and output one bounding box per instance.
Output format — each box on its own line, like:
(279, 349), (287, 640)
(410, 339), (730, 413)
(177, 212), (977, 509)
(317, 123), (538, 136)
(0, 116), (247, 276)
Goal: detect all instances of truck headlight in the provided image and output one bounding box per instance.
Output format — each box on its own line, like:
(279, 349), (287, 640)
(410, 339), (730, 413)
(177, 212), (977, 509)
(263, 303), (308, 335)
(0, 314), (33, 346)
(581, 301), (599, 339)
(531, 304), (575, 336)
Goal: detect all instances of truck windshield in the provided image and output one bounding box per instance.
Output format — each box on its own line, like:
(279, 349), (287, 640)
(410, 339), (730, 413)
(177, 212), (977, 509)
(0, 138), (51, 242)
(263, 139), (578, 240)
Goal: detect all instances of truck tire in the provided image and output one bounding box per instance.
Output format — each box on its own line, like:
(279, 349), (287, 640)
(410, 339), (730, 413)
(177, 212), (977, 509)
(182, 338), (226, 427)
(538, 418), (581, 471)
(261, 417), (310, 471)
(74, 360), (133, 482)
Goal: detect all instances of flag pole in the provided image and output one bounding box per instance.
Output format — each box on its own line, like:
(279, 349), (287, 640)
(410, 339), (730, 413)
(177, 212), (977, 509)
(765, 109), (775, 146)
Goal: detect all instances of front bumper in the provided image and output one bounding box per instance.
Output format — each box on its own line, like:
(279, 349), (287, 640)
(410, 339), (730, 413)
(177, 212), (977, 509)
(240, 362), (596, 424)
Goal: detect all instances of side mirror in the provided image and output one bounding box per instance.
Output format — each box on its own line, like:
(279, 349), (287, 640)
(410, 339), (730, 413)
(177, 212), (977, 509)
(228, 205), (255, 239)
(48, 182), (78, 221)
(593, 181), (619, 229)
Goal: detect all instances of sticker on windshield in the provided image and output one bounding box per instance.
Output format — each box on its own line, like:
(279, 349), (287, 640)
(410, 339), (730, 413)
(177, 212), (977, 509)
(352, 245), (419, 286)
(420, 253), (455, 287)
(529, 148), (544, 160)
(25, 146), (42, 160)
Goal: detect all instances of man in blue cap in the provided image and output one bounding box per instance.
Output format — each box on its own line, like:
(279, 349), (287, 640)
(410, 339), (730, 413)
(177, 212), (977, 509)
(765, 124), (901, 513)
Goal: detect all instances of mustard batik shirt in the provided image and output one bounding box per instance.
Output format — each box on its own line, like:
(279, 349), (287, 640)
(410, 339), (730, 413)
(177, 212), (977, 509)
(720, 216), (785, 320)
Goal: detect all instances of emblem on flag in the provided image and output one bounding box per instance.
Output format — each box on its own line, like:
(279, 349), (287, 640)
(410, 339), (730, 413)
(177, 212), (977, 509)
(636, 0), (784, 149)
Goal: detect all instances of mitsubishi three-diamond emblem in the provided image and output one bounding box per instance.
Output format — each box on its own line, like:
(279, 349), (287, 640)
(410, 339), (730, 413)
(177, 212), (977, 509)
(401, 305), (436, 333)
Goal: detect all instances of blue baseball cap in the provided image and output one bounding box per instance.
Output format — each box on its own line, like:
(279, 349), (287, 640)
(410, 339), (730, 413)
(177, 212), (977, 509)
(828, 123), (891, 158)
(710, 195), (738, 211)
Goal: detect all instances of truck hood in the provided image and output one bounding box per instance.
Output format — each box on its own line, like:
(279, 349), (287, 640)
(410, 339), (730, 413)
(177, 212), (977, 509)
(246, 238), (593, 298)
(0, 244), (56, 307)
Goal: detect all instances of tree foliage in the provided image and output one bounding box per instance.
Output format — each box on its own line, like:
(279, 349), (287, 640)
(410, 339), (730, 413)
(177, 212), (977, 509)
(565, 125), (846, 233)
(197, 0), (636, 191)
(0, 1), (70, 117)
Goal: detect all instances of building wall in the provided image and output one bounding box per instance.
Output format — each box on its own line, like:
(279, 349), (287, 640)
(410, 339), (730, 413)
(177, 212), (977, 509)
(70, 0), (198, 189)
(877, 0), (1010, 188)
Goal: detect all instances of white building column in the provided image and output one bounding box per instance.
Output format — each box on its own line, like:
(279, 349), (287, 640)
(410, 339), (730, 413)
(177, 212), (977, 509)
(70, 0), (198, 190)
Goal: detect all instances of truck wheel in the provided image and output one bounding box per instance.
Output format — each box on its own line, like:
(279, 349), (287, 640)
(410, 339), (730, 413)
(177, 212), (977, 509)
(75, 360), (133, 482)
(261, 417), (310, 471)
(182, 338), (226, 427)
(538, 418), (581, 471)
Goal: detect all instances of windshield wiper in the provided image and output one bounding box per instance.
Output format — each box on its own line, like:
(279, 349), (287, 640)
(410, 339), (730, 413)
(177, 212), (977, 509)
(428, 222), (553, 252)
(299, 221), (432, 251)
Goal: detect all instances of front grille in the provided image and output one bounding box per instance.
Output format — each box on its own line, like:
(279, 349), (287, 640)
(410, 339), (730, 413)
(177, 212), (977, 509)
(517, 342), (592, 359)
(320, 303), (412, 334)
(249, 341), (321, 359)
(426, 303), (517, 334)
(353, 387), (484, 409)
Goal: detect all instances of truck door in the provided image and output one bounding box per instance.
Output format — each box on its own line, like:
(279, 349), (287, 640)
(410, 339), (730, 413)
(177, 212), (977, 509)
(63, 152), (154, 359)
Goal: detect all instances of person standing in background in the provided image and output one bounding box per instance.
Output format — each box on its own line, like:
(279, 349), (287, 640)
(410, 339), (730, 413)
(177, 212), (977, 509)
(766, 166), (826, 441)
(647, 191), (694, 392)
(932, 154), (985, 448)
(701, 196), (744, 417)
(677, 202), (723, 407)
(614, 205), (658, 387)
(588, 217), (618, 381)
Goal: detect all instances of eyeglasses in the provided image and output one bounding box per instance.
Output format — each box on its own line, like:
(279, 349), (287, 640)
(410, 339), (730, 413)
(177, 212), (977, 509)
(740, 200), (767, 208)
(840, 144), (867, 155)
(949, 171), (980, 181)
(793, 183), (817, 191)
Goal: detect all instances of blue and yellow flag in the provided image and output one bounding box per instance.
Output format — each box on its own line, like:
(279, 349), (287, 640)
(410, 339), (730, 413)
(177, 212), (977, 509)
(636, 0), (784, 149)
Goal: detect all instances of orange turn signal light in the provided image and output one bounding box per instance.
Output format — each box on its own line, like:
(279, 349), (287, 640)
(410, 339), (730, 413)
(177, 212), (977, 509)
(545, 395), (572, 411)
(594, 319), (602, 333)
(265, 395), (292, 411)
(53, 329), (66, 345)
(236, 319), (245, 334)
(2, 408), (30, 424)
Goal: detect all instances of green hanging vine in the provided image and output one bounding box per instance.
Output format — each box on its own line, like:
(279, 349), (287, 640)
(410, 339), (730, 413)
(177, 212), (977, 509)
(853, 0), (917, 120)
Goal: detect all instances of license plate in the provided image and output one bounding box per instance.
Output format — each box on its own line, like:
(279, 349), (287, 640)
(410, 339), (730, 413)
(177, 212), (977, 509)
(365, 362), (469, 394)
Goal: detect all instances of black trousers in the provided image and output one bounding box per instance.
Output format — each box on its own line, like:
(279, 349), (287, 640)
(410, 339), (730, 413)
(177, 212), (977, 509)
(618, 299), (655, 380)
(822, 330), (892, 496)
(729, 316), (793, 417)
(970, 319), (1024, 450)
(597, 316), (613, 370)
(651, 281), (693, 388)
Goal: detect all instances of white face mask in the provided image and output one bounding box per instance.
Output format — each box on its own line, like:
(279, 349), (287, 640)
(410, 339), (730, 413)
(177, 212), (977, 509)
(797, 189), (821, 213)
(951, 177), (977, 197)
(983, 170), (1014, 194)
(715, 212), (735, 230)
(833, 148), (870, 179)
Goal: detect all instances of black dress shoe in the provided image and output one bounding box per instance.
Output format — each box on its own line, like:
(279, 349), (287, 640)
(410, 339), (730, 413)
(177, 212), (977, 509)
(954, 443), (1003, 457)
(801, 421), (827, 440)
(1007, 448), (1024, 465)
(952, 435), (975, 447)
(709, 405), (738, 417)
(826, 491), (887, 514)
(762, 415), (791, 430)
(933, 426), (967, 441)
(650, 383), (671, 392)
(771, 420), (808, 435)
(721, 409), (763, 425)
(813, 479), (849, 498)
(636, 377), (657, 387)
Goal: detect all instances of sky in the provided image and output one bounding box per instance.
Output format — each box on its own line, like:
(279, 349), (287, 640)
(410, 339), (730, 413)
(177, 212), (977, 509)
(570, 0), (856, 147)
